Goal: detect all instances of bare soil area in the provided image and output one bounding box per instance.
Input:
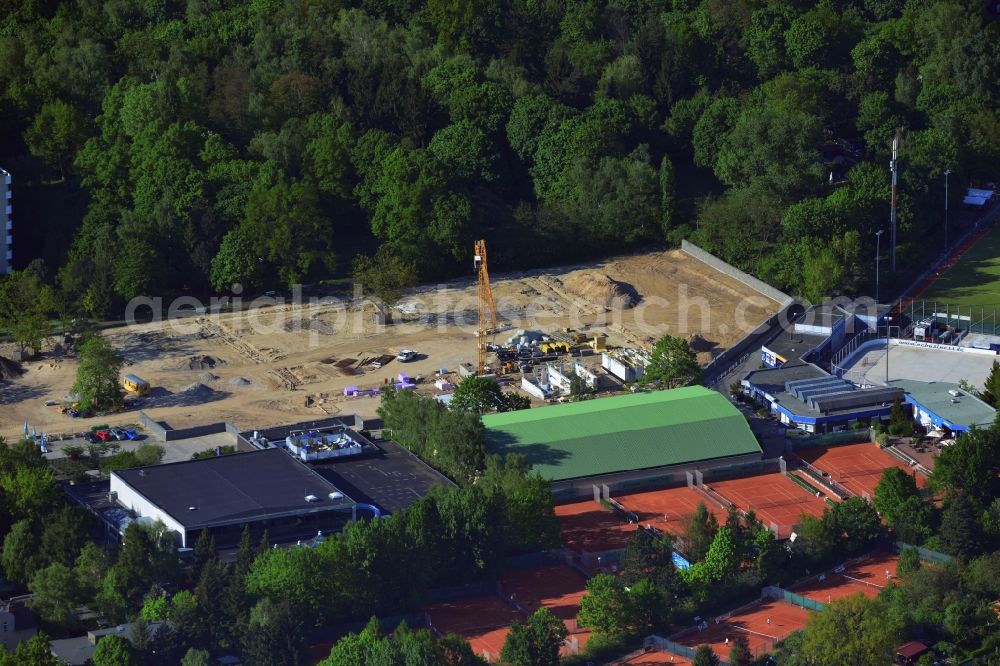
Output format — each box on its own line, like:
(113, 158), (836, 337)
(1, 249), (779, 440)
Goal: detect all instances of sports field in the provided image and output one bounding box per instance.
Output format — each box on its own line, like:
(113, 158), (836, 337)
(556, 499), (637, 553)
(499, 564), (592, 655)
(707, 472), (827, 538)
(423, 595), (520, 660)
(425, 564), (592, 662)
(673, 598), (811, 660)
(616, 486), (730, 536)
(920, 221), (1000, 307)
(791, 552), (900, 604)
(798, 443), (928, 499)
(614, 650), (693, 665)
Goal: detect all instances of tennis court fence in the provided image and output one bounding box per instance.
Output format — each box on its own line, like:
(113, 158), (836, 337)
(895, 541), (954, 565)
(762, 585), (827, 612)
(791, 456), (852, 499)
(643, 635), (697, 660)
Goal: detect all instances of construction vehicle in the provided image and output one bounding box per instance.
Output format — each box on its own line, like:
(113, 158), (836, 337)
(475, 240), (499, 375)
(539, 341), (571, 354)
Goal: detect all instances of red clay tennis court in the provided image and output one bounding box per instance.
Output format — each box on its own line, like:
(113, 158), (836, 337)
(798, 443), (928, 498)
(500, 564), (588, 623)
(613, 650), (693, 665)
(706, 472), (827, 538)
(500, 564), (593, 655)
(423, 595), (521, 660)
(673, 599), (811, 660)
(791, 551), (901, 603)
(556, 499), (637, 552)
(616, 486), (730, 537)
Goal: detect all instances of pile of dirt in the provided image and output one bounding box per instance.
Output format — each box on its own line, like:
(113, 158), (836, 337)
(188, 355), (225, 370)
(561, 272), (640, 309)
(0, 356), (24, 380)
(181, 383), (215, 397)
(198, 371), (219, 383)
(686, 334), (718, 353)
(229, 377), (252, 387)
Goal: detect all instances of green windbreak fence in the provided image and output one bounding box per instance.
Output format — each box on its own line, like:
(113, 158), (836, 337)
(895, 542), (954, 565)
(780, 590), (826, 612)
(763, 585), (827, 612)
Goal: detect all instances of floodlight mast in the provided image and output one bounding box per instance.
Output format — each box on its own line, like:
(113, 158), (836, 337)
(890, 132), (899, 272)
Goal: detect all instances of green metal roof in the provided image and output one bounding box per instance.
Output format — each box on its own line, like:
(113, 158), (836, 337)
(889, 379), (996, 430)
(482, 386), (762, 481)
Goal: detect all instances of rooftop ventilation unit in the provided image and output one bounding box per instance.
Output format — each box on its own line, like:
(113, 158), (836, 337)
(305, 494), (320, 503)
(329, 492), (344, 500)
(948, 389), (962, 397)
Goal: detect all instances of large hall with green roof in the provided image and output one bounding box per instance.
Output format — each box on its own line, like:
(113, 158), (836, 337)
(482, 386), (763, 498)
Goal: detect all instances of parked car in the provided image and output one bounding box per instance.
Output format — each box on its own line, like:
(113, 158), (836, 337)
(95, 430), (112, 442)
(84, 432), (99, 444)
(123, 429), (140, 440)
(397, 349), (417, 362)
(110, 428), (127, 441)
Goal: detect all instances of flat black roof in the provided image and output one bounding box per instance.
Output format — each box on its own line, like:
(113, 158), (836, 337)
(240, 416), (365, 443)
(762, 332), (831, 364)
(308, 440), (455, 513)
(113, 449), (355, 530)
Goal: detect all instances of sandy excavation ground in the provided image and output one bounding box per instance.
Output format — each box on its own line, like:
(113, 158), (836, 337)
(0, 249), (780, 440)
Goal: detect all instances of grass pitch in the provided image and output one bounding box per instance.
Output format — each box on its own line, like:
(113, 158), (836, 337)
(922, 223), (1000, 307)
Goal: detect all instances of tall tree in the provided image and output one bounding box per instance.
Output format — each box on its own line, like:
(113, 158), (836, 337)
(91, 634), (137, 666)
(801, 595), (900, 666)
(643, 334), (701, 388)
(351, 247), (417, 322)
(692, 644), (720, 666)
(728, 633), (752, 666)
(0, 271), (57, 355)
(874, 468), (922, 525)
(72, 336), (124, 412)
(683, 502), (719, 562)
(939, 493), (985, 561)
(499, 607), (567, 666)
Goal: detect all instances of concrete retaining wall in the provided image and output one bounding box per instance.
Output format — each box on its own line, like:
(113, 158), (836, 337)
(138, 410), (242, 442)
(702, 302), (801, 388)
(681, 239), (793, 306)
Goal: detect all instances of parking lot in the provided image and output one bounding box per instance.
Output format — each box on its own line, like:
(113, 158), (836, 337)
(37, 428), (241, 465)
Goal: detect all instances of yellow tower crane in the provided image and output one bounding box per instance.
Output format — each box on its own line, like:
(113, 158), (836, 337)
(474, 240), (498, 375)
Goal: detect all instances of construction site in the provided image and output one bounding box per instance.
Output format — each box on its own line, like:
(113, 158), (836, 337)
(0, 244), (781, 440)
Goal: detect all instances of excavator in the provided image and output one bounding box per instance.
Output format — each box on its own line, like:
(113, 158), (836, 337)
(474, 240), (498, 375)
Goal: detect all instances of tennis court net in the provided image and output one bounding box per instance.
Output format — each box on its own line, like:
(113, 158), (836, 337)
(835, 468), (882, 480)
(841, 574), (885, 591)
(731, 625), (779, 642)
(751, 496), (813, 510)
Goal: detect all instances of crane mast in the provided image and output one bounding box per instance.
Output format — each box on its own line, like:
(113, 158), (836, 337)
(474, 240), (498, 375)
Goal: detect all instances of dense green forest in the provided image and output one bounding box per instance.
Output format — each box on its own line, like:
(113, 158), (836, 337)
(1, 0), (998, 312)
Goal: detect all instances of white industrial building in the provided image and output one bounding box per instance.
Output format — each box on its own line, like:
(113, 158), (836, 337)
(108, 448), (357, 546)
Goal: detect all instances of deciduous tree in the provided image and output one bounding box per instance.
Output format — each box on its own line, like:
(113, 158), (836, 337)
(72, 336), (124, 412)
(801, 595), (900, 666)
(500, 607), (567, 666)
(643, 334), (700, 388)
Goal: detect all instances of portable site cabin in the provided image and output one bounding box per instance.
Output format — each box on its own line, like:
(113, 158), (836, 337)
(123, 374), (150, 395)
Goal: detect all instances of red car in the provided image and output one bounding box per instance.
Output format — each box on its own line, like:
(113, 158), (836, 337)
(95, 430), (113, 442)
